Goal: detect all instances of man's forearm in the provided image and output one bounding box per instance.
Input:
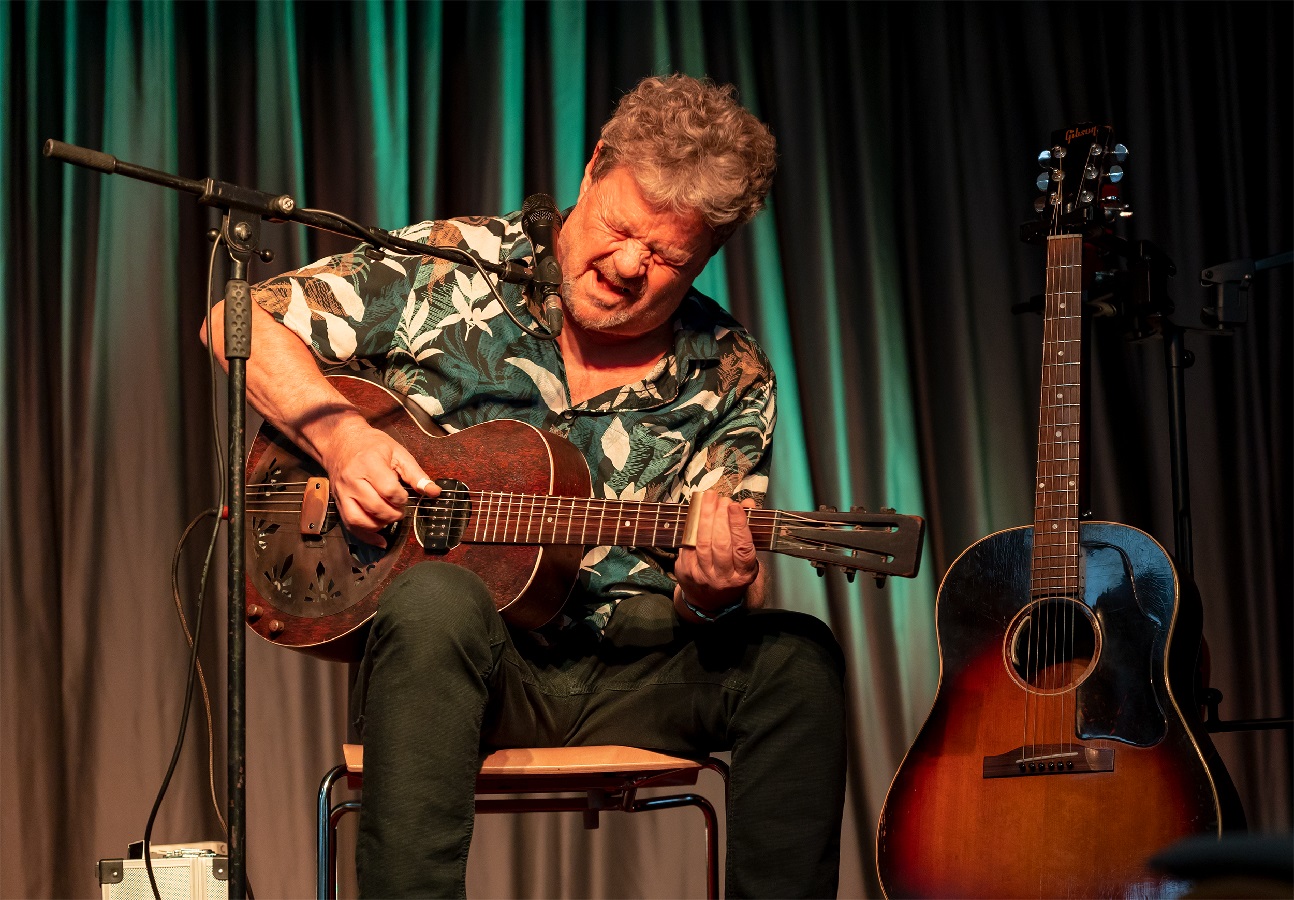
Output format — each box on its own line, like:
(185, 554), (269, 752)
(201, 301), (369, 468)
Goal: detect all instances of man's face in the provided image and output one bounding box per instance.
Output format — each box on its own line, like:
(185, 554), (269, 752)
(555, 164), (713, 340)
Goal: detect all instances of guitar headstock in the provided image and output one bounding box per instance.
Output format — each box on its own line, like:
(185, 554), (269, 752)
(773, 507), (925, 583)
(1032, 124), (1130, 233)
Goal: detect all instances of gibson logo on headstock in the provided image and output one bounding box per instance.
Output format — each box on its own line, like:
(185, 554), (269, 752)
(1065, 125), (1099, 143)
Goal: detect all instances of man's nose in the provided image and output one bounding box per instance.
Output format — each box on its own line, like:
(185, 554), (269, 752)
(612, 240), (650, 279)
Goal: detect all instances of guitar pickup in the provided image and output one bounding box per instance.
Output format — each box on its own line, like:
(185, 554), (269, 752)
(300, 477), (330, 537)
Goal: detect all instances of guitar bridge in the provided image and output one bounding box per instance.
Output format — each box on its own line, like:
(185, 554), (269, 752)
(982, 745), (1114, 778)
(300, 477), (330, 538)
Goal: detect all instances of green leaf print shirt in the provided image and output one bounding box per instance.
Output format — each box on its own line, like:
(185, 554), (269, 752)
(252, 213), (777, 636)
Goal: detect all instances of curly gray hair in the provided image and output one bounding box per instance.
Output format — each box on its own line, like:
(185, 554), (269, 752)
(592, 74), (777, 248)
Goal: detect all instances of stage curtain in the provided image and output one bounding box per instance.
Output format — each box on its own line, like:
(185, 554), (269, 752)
(2, 2), (1288, 897)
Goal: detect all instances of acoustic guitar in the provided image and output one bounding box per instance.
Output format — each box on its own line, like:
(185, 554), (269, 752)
(875, 125), (1243, 897)
(242, 374), (924, 661)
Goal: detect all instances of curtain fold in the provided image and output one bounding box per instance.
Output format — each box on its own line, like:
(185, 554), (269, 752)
(3, 2), (1288, 897)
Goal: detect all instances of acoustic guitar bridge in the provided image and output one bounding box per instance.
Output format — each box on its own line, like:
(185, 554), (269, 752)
(982, 745), (1114, 778)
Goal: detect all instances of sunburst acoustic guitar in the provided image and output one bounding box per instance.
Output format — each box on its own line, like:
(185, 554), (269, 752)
(875, 124), (1244, 898)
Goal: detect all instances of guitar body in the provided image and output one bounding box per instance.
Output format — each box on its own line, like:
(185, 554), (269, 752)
(244, 376), (589, 661)
(877, 523), (1244, 898)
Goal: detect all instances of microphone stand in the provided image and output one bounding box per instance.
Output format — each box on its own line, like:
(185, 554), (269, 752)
(42, 139), (534, 899)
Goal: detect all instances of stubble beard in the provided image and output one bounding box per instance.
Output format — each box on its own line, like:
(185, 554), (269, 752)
(560, 266), (640, 331)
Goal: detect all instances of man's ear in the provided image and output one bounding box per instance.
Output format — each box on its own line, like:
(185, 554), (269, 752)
(579, 141), (604, 196)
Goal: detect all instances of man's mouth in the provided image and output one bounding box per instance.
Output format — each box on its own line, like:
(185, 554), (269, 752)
(592, 265), (639, 300)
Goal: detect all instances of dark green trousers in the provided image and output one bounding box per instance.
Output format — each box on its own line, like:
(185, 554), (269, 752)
(353, 561), (847, 898)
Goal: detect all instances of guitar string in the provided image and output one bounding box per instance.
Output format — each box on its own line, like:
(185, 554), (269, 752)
(1057, 215), (1081, 900)
(243, 491), (860, 529)
(243, 493), (881, 572)
(242, 495), (864, 542)
(1052, 237), (1079, 764)
(1037, 219), (1064, 880)
(243, 483), (897, 566)
(1063, 230), (1079, 765)
(1024, 234), (1053, 764)
(1047, 236), (1061, 760)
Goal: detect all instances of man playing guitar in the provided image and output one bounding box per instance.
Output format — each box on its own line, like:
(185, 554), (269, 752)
(204, 74), (846, 898)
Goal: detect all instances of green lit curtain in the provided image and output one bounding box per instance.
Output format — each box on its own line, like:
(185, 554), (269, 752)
(3, 2), (1289, 898)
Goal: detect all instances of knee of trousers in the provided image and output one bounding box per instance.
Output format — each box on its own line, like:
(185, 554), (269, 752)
(370, 561), (501, 654)
(743, 610), (847, 702)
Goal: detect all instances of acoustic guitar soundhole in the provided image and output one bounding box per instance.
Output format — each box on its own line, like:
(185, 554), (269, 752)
(1004, 597), (1100, 694)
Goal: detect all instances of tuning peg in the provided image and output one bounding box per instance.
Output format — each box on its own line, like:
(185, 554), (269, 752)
(875, 575), (888, 589)
(1113, 143), (1128, 162)
(1108, 165), (1124, 183)
(818, 504), (837, 513)
(1036, 172), (1051, 192)
(811, 561), (827, 578)
(844, 568), (856, 584)
(1038, 146), (1066, 168)
(850, 505), (868, 513)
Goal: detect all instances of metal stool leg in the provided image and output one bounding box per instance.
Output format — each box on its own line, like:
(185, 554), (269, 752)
(625, 756), (729, 900)
(317, 765), (362, 900)
(629, 794), (720, 899)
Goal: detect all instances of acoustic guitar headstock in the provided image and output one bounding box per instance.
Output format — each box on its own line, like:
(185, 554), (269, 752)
(1027, 124), (1130, 238)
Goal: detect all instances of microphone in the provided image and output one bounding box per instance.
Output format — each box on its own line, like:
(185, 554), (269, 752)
(521, 193), (564, 337)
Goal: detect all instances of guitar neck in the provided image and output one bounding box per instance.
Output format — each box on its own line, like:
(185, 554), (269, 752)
(459, 493), (782, 552)
(1031, 233), (1083, 597)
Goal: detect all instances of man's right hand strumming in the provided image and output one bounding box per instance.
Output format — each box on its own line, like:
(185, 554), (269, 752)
(318, 418), (437, 548)
(201, 300), (436, 548)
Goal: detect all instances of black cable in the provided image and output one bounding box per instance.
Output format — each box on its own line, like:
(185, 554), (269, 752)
(142, 507), (221, 900)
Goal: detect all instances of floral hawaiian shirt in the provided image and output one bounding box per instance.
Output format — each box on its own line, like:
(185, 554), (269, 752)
(251, 213), (776, 635)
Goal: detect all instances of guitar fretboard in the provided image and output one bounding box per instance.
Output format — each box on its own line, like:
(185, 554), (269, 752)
(442, 493), (783, 551)
(1030, 233), (1082, 597)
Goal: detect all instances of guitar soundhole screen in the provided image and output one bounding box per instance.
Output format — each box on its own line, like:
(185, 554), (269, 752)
(1005, 598), (1099, 694)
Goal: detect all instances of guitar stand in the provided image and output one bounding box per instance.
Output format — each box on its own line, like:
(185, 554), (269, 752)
(1201, 689), (1293, 733)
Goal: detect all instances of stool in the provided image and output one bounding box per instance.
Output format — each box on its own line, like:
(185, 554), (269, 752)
(318, 743), (730, 899)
